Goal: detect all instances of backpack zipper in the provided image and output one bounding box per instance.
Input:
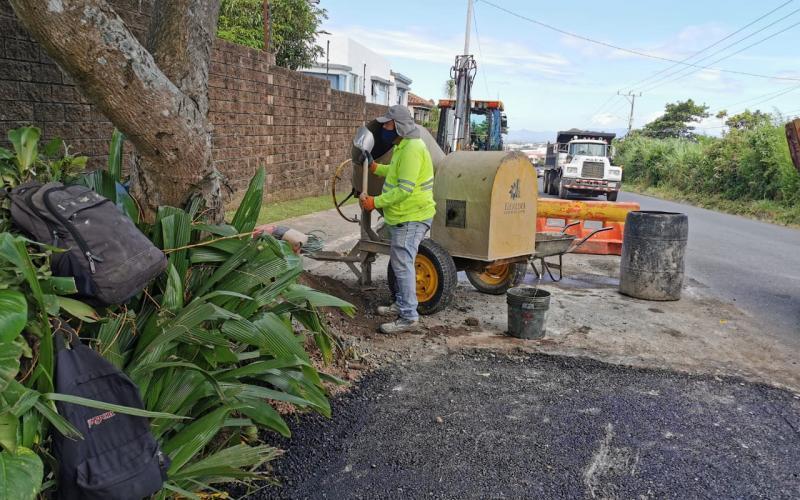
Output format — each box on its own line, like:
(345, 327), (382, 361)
(42, 187), (107, 274)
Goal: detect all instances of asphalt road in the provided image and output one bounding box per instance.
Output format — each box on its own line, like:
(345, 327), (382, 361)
(541, 187), (800, 341)
(250, 353), (800, 499)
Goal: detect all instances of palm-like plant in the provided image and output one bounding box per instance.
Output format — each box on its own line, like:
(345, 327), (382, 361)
(0, 127), (354, 498)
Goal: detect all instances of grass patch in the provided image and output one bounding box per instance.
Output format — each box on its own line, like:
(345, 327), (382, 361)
(227, 193), (356, 225)
(626, 183), (800, 227)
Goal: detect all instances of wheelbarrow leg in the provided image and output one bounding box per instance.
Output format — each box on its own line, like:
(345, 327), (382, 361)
(541, 255), (564, 282)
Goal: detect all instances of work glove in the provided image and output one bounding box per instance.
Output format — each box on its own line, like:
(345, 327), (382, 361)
(358, 151), (377, 173)
(359, 194), (376, 212)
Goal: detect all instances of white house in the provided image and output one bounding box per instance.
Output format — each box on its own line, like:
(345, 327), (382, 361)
(300, 34), (411, 106)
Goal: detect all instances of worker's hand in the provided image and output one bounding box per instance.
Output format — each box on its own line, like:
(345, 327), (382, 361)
(359, 151), (377, 173)
(359, 194), (376, 212)
(252, 224), (275, 237)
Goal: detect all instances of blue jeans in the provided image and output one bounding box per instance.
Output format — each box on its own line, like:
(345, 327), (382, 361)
(389, 220), (431, 321)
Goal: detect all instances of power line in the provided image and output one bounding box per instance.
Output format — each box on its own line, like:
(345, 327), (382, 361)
(472, 4), (491, 98)
(720, 83), (800, 114)
(587, 93), (622, 119)
(641, 9), (800, 92)
(477, 0), (800, 82)
(622, 0), (795, 91)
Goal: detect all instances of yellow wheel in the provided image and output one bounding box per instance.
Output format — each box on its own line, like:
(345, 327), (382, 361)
(476, 263), (512, 286)
(387, 239), (457, 315)
(415, 254), (439, 303)
(466, 262), (528, 295)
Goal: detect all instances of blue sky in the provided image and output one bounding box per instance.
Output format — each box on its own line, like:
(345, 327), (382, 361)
(318, 0), (800, 135)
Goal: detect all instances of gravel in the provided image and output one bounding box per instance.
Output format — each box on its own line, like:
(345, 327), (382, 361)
(240, 352), (800, 499)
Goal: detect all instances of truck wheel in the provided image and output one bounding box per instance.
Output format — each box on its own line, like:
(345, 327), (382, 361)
(558, 180), (569, 199)
(607, 191), (618, 202)
(387, 238), (457, 315)
(466, 262), (527, 295)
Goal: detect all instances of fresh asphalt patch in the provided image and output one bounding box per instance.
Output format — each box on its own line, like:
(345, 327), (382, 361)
(246, 352), (800, 499)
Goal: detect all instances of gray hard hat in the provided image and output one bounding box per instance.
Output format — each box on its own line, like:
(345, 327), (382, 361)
(376, 105), (420, 139)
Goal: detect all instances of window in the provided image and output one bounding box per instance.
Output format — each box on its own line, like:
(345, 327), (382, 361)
(568, 142), (606, 156)
(372, 80), (389, 105)
(350, 73), (360, 94)
(397, 88), (407, 105)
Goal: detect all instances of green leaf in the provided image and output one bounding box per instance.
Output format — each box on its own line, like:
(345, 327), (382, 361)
(57, 297), (99, 323)
(0, 290), (26, 343)
(172, 443), (279, 479)
(0, 413), (18, 452)
(0, 340), (23, 393)
(163, 406), (231, 474)
(0, 447), (43, 500)
(42, 393), (187, 420)
(0, 234), (51, 393)
(162, 264), (184, 313)
(107, 129), (124, 182)
(42, 137), (63, 157)
(1, 381), (40, 417)
(42, 294), (59, 316)
(39, 276), (78, 296)
(8, 126), (40, 171)
(33, 400), (81, 440)
(239, 400), (290, 437)
(279, 285), (356, 315)
(230, 166), (265, 233)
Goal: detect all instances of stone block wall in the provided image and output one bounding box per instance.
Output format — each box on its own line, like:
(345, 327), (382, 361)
(0, 1), (386, 203)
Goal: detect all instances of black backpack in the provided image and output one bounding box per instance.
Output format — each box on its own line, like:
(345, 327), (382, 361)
(52, 320), (170, 500)
(9, 181), (166, 305)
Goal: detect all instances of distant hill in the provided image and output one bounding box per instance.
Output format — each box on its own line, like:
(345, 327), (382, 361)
(505, 128), (628, 144)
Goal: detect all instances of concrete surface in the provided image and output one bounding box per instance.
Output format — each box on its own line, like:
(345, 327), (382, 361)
(284, 202), (800, 391)
(255, 352), (800, 499)
(617, 191), (800, 342)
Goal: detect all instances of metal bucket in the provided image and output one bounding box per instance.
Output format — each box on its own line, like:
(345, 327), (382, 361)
(506, 287), (551, 339)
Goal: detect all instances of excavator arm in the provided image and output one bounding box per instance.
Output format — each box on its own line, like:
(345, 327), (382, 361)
(787, 118), (800, 172)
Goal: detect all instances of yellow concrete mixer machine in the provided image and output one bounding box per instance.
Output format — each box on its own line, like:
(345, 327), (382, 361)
(312, 120), (538, 314)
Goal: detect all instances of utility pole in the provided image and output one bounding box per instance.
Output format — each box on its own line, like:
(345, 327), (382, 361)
(450, 0), (477, 151)
(619, 91), (642, 135)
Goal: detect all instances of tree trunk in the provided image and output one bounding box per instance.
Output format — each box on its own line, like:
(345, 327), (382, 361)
(9, 0), (222, 221)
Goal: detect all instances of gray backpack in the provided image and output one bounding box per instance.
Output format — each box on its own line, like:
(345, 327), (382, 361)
(9, 182), (166, 305)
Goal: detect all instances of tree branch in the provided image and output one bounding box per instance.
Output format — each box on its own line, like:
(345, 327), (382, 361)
(9, 0), (218, 215)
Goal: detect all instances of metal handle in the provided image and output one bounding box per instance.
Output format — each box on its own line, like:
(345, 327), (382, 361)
(560, 221), (581, 234)
(361, 158), (369, 196)
(568, 226), (613, 252)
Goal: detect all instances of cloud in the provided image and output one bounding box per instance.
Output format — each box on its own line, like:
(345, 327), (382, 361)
(558, 22), (728, 62)
(328, 25), (573, 77)
(591, 112), (623, 126)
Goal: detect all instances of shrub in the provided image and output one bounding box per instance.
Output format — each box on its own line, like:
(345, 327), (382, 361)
(0, 126), (353, 498)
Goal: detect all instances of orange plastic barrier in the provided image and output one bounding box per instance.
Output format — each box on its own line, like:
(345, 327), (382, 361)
(536, 199), (640, 256)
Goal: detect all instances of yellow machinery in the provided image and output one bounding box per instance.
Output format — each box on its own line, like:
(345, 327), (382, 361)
(787, 118), (800, 172)
(318, 121), (538, 314)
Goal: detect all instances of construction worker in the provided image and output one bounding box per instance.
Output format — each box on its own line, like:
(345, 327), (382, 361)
(359, 105), (436, 334)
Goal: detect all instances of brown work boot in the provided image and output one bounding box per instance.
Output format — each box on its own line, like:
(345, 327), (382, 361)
(376, 303), (400, 316)
(379, 318), (420, 334)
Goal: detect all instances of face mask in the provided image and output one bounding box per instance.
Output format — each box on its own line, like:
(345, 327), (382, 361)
(381, 128), (398, 144)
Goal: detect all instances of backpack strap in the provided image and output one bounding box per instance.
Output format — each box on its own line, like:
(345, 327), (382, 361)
(51, 318), (79, 351)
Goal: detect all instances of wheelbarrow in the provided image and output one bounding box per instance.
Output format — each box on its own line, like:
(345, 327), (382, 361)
(530, 222), (613, 281)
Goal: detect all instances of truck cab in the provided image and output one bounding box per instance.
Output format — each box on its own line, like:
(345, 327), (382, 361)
(542, 130), (623, 201)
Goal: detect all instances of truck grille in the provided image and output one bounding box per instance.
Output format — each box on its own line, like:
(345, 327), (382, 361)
(581, 161), (604, 179)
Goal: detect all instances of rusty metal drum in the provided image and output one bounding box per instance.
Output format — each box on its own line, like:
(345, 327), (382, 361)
(619, 211), (688, 301)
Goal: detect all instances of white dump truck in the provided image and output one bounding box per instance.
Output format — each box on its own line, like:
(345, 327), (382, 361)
(542, 129), (622, 201)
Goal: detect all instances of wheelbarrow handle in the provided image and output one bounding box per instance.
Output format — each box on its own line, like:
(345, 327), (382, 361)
(569, 226), (613, 252)
(560, 221), (581, 234)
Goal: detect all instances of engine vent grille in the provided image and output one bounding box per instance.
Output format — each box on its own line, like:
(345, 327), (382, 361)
(581, 161), (604, 179)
